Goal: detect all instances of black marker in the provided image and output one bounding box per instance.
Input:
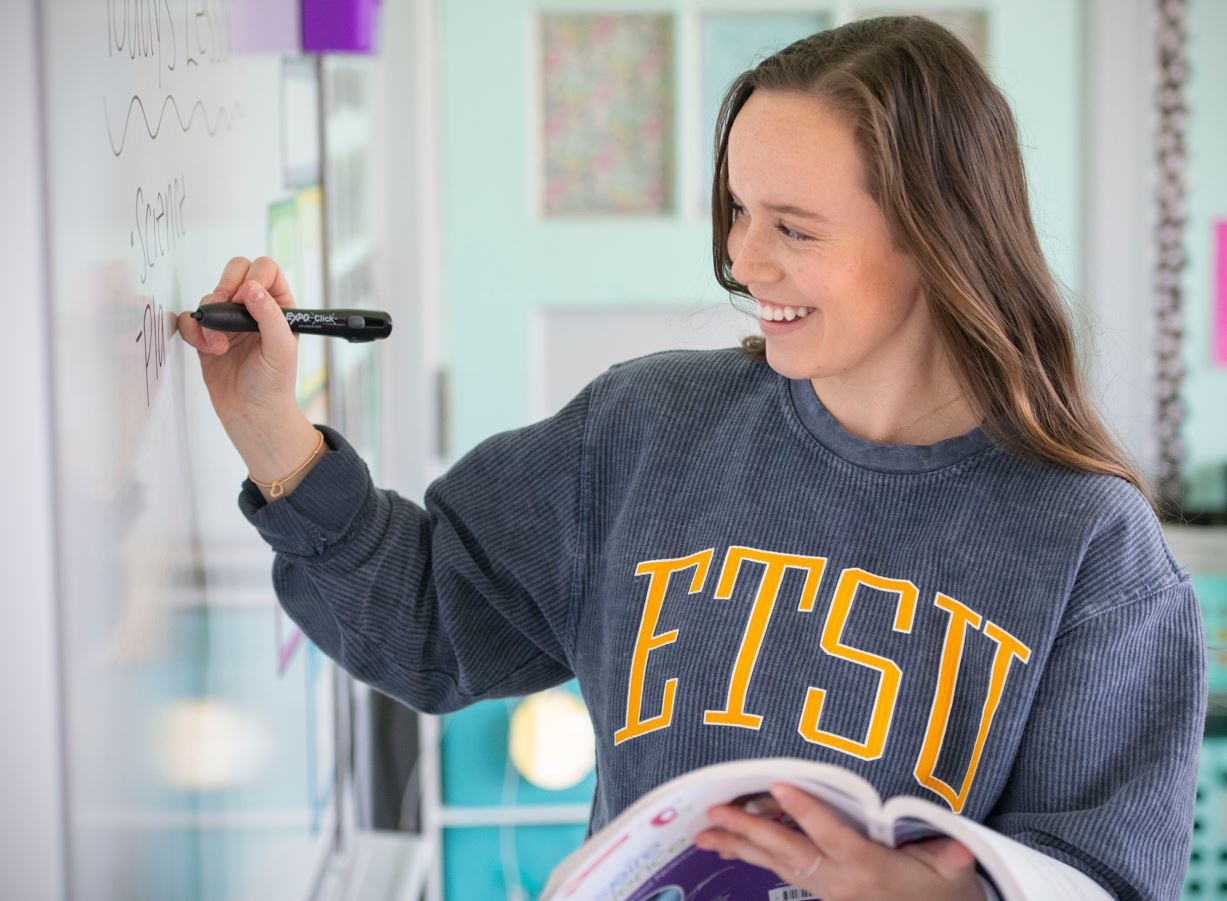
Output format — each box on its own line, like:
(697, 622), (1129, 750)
(191, 302), (393, 343)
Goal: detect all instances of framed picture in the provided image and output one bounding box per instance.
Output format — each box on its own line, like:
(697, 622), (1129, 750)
(540, 13), (675, 215)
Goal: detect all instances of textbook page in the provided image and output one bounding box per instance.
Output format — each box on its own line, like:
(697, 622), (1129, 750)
(886, 797), (1113, 901)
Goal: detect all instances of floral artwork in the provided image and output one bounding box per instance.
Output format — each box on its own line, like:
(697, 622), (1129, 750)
(542, 14), (674, 215)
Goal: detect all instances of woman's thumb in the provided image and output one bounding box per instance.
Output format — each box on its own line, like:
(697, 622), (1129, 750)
(240, 281), (294, 349)
(901, 836), (976, 876)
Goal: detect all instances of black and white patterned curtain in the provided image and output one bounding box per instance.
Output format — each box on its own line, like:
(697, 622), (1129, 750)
(1155, 0), (1189, 511)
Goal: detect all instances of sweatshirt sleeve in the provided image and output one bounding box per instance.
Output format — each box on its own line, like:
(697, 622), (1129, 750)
(984, 575), (1206, 900)
(237, 380), (596, 714)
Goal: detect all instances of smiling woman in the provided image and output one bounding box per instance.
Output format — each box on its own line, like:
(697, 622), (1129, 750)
(711, 17), (1147, 488)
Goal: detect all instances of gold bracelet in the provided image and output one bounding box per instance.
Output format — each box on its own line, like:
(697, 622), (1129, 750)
(250, 429), (326, 498)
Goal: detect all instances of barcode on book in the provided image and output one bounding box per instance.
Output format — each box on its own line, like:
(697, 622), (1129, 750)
(767, 888), (817, 901)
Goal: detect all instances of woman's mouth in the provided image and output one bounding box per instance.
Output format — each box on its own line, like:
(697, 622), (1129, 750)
(755, 302), (815, 335)
(755, 302), (815, 322)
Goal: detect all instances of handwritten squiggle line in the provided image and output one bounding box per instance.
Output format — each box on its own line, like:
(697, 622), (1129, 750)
(103, 95), (245, 157)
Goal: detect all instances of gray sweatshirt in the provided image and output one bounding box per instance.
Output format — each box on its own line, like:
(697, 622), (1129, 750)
(240, 348), (1206, 900)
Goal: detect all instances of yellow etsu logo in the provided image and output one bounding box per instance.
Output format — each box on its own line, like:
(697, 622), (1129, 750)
(614, 546), (1032, 813)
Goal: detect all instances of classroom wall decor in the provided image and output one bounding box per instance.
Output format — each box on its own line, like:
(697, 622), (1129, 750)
(541, 13), (675, 215)
(1176, 0), (1227, 512)
(1215, 219), (1226, 367)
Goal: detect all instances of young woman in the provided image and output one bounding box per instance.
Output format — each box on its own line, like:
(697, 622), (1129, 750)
(179, 16), (1204, 901)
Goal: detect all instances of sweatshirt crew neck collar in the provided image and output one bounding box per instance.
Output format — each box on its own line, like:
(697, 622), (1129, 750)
(786, 376), (995, 474)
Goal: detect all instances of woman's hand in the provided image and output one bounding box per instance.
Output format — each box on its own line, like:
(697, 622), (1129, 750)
(177, 256), (300, 428)
(693, 784), (986, 901)
(177, 256), (320, 493)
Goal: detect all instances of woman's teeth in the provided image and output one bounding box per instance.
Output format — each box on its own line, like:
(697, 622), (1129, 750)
(756, 302), (814, 322)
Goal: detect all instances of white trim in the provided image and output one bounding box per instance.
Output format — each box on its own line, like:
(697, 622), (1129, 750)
(439, 804), (592, 827)
(74, 809), (316, 831)
(534, 0), (678, 11)
(416, 0), (447, 483)
(526, 10), (545, 222)
(0, 2), (67, 899)
(679, 5), (703, 220)
(318, 831), (434, 901)
(419, 711), (444, 901)
(1081, 0), (1158, 479)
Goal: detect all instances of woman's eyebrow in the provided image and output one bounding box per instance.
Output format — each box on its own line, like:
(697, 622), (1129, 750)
(729, 188), (830, 223)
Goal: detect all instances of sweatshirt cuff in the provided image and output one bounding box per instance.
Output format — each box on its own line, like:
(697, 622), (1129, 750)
(237, 424), (373, 558)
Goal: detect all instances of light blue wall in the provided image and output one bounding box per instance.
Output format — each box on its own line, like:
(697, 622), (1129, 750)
(1182, 0), (1227, 510)
(441, 0), (1084, 455)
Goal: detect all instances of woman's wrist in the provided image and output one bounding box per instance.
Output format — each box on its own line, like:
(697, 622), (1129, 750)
(227, 410), (325, 499)
(248, 428), (326, 499)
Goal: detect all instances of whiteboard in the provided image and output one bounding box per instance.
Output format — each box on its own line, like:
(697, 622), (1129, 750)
(41, 3), (343, 899)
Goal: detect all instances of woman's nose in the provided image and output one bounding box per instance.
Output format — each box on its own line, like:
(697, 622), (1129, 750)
(728, 222), (782, 287)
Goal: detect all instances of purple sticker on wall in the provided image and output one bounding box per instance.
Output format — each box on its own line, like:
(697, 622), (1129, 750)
(302, 0), (381, 53)
(1216, 220), (1227, 366)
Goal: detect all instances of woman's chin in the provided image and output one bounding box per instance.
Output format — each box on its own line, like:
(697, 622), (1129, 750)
(763, 342), (825, 382)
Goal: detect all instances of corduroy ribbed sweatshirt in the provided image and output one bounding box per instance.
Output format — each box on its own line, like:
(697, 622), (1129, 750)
(240, 348), (1206, 900)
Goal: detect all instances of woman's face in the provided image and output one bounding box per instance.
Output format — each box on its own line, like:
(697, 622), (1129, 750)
(726, 90), (934, 384)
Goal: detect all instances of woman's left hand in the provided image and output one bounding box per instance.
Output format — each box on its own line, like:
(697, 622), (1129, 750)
(693, 784), (986, 901)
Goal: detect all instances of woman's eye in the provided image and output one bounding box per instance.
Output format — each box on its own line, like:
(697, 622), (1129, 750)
(730, 200), (810, 242)
(776, 223), (809, 241)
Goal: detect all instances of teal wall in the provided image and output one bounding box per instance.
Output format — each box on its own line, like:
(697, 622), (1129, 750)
(1182, 0), (1227, 511)
(440, 0), (1084, 455)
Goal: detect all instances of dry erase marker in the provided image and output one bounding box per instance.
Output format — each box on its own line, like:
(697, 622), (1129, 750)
(191, 302), (393, 343)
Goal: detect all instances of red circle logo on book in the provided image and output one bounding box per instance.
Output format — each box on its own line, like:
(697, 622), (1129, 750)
(651, 808), (677, 827)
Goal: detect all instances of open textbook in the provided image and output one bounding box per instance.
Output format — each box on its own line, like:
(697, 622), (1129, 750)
(542, 758), (1110, 901)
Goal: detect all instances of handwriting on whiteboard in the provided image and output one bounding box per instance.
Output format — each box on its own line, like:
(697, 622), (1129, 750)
(105, 95), (243, 157)
(106, 0), (231, 88)
(101, 0), (235, 406)
(132, 175), (187, 285)
(135, 298), (167, 408)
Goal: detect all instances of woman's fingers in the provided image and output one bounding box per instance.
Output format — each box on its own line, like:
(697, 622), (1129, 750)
(770, 784), (875, 863)
(694, 827), (782, 874)
(214, 256), (253, 300)
(213, 255), (295, 308)
(244, 256), (296, 308)
(699, 787), (984, 900)
(177, 309), (207, 351)
(178, 295), (229, 355)
(190, 254), (299, 366)
(704, 802), (825, 872)
(238, 282), (295, 346)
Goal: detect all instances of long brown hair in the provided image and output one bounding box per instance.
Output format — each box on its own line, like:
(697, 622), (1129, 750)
(712, 16), (1152, 505)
